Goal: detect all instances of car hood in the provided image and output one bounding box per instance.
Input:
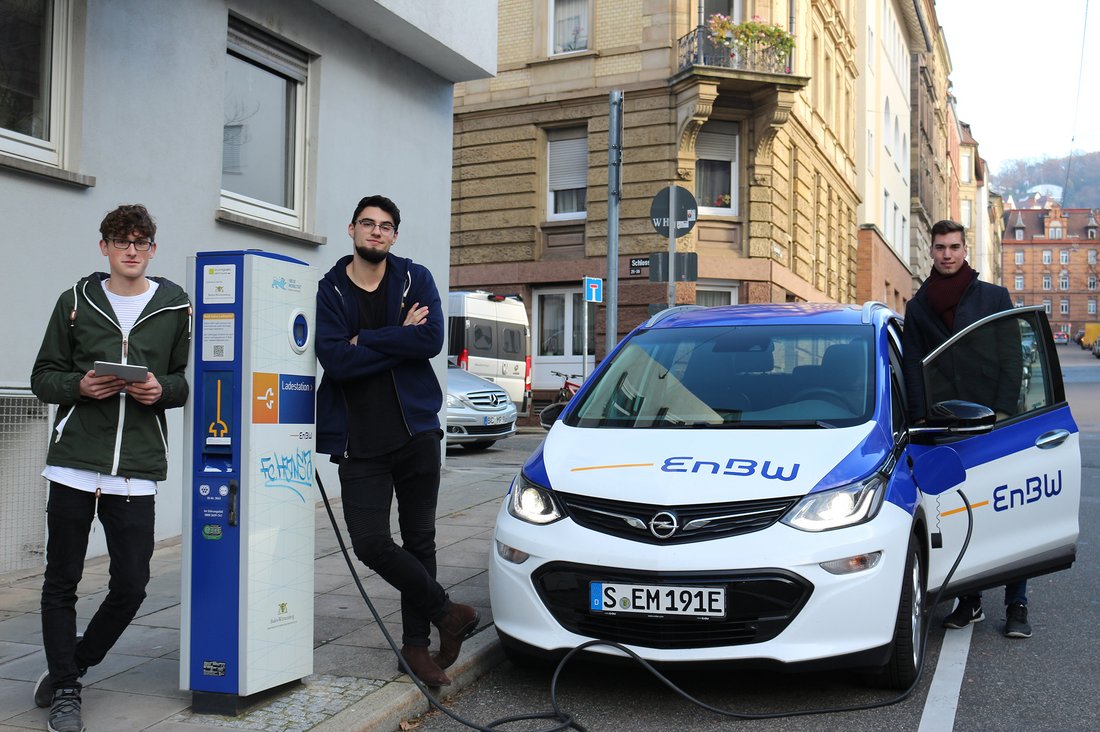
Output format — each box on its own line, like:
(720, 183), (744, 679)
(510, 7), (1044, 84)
(446, 366), (509, 396)
(525, 421), (890, 503)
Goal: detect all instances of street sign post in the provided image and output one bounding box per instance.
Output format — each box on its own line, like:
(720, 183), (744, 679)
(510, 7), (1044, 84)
(649, 186), (698, 308)
(581, 277), (602, 380)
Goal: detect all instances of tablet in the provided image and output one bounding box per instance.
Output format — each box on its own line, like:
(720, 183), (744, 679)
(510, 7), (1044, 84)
(94, 361), (149, 383)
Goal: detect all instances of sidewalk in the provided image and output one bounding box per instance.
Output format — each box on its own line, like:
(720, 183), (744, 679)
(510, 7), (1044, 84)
(0, 460), (519, 732)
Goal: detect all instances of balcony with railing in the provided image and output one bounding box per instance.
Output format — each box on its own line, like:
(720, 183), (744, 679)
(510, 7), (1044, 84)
(677, 25), (794, 77)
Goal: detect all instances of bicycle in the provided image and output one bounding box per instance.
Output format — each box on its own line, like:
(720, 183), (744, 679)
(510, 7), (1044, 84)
(539, 370), (583, 430)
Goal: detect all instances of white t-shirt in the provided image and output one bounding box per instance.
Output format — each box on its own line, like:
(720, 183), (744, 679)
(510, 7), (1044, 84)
(42, 278), (161, 496)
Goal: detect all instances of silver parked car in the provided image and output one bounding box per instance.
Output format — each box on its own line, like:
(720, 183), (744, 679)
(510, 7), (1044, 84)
(445, 365), (517, 450)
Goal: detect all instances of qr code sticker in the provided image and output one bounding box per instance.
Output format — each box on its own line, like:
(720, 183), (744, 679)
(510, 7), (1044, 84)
(213, 345), (224, 358)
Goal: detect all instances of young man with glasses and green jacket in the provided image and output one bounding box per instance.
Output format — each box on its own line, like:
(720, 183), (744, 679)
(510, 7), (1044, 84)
(30, 204), (191, 732)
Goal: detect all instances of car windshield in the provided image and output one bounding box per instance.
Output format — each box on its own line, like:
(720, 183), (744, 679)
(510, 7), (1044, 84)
(565, 324), (875, 429)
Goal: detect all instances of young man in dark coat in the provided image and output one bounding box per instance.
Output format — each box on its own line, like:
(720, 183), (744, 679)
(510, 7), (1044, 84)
(901, 218), (1031, 639)
(315, 195), (478, 686)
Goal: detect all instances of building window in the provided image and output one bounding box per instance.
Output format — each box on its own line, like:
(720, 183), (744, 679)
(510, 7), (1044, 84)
(1015, 229), (1023, 240)
(1059, 274), (1069, 290)
(1014, 276), (1024, 291)
(1088, 275), (1097, 290)
(1089, 249), (1097, 264)
(1090, 299), (1097, 315)
(867, 130), (873, 171)
(1060, 299), (1069, 315)
(1042, 299), (1051, 315)
(1014, 250), (1024, 265)
(960, 200), (972, 228)
(547, 127), (587, 219)
(1042, 250), (1052, 265)
(960, 152), (971, 183)
(1050, 224), (1063, 240)
(1060, 249), (1070, 264)
(0, 0), (71, 166)
(1089, 228), (1097, 239)
(696, 285), (739, 307)
(221, 17), (309, 229)
(1042, 275), (1052, 290)
(695, 120), (739, 215)
(551, 0), (589, 54)
(532, 288), (596, 388)
(1015, 299), (1025, 308)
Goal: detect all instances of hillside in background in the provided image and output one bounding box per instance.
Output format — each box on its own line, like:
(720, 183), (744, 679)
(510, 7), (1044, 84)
(993, 151), (1100, 208)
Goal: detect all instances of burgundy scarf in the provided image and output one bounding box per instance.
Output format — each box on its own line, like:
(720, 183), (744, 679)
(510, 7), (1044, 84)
(924, 261), (975, 331)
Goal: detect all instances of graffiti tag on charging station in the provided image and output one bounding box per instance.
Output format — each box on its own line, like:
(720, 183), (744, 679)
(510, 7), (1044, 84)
(259, 448), (313, 502)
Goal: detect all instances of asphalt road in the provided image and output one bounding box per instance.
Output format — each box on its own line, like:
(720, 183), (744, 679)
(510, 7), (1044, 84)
(430, 345), (1100, 732)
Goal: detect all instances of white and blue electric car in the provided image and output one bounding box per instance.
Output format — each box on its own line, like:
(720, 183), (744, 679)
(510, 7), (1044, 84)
(489, 302), (1080, 687)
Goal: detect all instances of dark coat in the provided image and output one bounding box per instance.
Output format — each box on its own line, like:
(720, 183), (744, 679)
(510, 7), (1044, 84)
(902, 271), (1021, 420)
(314, 253), (443, 456)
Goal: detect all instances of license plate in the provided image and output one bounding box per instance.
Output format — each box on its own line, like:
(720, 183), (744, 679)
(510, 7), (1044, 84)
(589, 582), (725, 618)
(484, 414), (509, 426)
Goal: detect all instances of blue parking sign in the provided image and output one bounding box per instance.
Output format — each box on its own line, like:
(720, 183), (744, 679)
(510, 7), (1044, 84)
(584, 276), (603, 303)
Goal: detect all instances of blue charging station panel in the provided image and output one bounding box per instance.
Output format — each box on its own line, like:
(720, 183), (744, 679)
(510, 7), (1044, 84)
(181, 251), (316, 712)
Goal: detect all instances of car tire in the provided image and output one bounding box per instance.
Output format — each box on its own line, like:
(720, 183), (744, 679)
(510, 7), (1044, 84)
(873, 533), (925, 690)
(460, 440), (496, 451)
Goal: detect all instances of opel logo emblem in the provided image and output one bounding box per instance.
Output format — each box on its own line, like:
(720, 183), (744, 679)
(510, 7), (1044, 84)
(649, 510), (678, 539)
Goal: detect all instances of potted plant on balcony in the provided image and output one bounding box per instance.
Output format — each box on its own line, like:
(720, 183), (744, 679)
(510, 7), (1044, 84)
(707, 14), (794, 73)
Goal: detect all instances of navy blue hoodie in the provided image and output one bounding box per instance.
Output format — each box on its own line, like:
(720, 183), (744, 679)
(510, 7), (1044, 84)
(315, 253), (443, 456)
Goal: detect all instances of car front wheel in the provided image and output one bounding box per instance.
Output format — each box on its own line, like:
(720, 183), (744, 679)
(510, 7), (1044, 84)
(874, 533), (925, 689)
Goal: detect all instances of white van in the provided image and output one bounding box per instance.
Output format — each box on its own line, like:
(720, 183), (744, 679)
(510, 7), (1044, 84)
(447, 291), (531, 414)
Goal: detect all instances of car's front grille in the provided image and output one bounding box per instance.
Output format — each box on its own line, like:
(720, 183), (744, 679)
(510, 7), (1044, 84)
(533, 563), (812, 649)
(556, 492), (799, 545)
(462, 423), (515, 436)
(466, 389), (510, 409)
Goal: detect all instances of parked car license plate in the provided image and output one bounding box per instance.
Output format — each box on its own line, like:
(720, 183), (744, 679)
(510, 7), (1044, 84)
(484, 414), (509, 426)
(589, 582), (725, 617)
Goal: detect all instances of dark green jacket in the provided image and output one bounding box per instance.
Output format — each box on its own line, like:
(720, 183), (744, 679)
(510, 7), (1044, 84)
(31, 273), (192, 481)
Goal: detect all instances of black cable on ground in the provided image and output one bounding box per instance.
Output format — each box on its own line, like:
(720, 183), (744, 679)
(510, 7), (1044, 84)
(316, 469), (973, 728)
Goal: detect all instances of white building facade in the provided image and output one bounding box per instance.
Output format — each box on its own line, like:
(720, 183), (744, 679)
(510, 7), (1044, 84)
(0, 0), (496, 564)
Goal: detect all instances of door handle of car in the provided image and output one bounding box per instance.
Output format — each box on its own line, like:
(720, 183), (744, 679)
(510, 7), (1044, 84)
(1035, 429), (1070, 450)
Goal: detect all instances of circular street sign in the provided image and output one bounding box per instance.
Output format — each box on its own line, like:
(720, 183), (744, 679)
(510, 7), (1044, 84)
(649, 185), (698, 238)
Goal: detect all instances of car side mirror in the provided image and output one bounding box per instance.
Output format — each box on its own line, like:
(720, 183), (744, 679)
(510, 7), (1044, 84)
(539, 402), (565, 430)
(909, 399), (996, 443)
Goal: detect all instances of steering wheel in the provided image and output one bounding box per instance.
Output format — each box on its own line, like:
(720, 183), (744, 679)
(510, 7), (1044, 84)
(791, 387), (850, 409)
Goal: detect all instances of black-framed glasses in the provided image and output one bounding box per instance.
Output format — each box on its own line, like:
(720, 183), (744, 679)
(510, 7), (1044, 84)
(106, 238), (154, 251)
(355, 218), (396, 234)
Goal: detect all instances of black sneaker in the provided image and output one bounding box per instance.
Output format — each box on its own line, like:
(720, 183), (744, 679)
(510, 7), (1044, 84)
(33, 669), (54, 708)
(943, 596), (984, 629)
(1004, 603), (1032, 638)
(48, 687), (84, 732)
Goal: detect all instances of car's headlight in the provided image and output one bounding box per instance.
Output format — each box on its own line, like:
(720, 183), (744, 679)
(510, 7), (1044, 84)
(507, 473), (564, 525)
(446, 393), (459, 408)
(781, 475), (885, 532)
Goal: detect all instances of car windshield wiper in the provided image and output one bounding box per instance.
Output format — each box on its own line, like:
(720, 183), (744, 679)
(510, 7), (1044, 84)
(709, 419), (838, 429)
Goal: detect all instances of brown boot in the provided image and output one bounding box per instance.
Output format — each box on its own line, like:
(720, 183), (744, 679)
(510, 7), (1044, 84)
(398, 645), (451, 686)
(433, 602), (480, 670)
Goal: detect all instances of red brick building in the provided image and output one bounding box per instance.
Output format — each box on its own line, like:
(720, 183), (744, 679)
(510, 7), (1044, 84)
(1001, 204), (1100, 334)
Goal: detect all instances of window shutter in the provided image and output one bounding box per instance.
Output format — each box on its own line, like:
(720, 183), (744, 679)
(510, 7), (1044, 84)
(228, 16), (308, 82)
(548, 130), (587, 190)
(696, 121), (739, 161)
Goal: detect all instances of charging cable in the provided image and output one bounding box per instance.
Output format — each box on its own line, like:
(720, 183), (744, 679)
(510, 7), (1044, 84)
(316, 469), (974, 728)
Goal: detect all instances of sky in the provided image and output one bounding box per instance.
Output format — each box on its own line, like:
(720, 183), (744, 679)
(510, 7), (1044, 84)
(933, 0), (1100, 178)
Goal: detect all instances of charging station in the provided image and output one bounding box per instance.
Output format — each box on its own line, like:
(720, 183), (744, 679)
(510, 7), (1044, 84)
(181, 250), (317, 713)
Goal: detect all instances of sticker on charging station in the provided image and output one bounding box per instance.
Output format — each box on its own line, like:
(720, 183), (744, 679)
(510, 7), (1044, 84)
(202, 312), (235, 362)
(203, 264), (236, 304)
(252, 373), (315, 424)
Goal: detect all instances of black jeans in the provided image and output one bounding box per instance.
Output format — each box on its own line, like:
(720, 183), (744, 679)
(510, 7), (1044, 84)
(41, 482), (155, 689)
(338, 432), (448, 646)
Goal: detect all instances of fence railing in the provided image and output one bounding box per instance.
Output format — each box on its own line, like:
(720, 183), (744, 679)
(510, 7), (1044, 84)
(677, 27), (793, 76)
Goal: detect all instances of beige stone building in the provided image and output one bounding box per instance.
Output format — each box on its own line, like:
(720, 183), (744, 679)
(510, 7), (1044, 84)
(907, 0), (950, 287)
(854, 0), (929, 313)
(452, 0), (860, 397)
